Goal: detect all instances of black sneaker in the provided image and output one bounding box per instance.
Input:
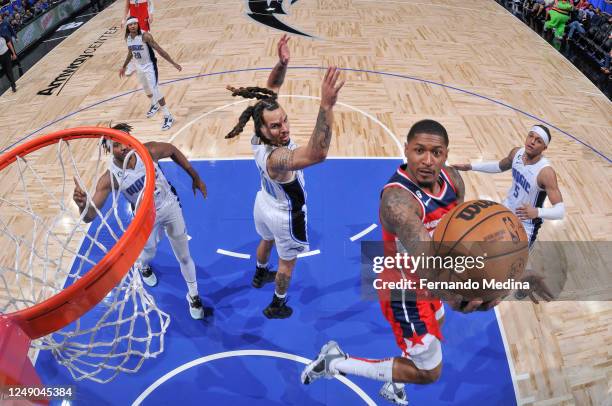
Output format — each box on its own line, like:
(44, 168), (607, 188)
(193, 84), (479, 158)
(263, 295), (293, 319)
(252, 266), (277, 288)
(186, 293), (205, 319)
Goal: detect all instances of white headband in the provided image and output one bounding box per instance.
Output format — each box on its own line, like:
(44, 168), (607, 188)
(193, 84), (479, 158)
(530, 125), (550, 145)
(126, 17), (139, 26)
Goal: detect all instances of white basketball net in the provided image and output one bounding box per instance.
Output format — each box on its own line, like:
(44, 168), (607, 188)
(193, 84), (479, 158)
(0, 136), (169, 383)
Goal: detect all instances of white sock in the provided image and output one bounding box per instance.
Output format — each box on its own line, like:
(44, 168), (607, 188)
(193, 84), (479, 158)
(186, 281), (198, 297)
(162, 105), (171, 116)
(257, 261), (269, 269)
(274, 291), (286, 299)
(332, 356), (394, 382)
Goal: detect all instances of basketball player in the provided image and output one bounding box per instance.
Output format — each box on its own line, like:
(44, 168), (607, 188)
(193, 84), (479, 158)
(453, 124), (564, 301)
(122, 0), (153, 32)
(301, 120), (499, 405)
(72, 123), (208, 319)
(225, 35), (345, 319)
(121, 0), (154, 76)
(119, 17), (181, 131)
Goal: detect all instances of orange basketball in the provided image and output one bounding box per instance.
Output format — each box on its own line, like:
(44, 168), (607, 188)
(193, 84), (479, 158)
(432, 200), (529, 301)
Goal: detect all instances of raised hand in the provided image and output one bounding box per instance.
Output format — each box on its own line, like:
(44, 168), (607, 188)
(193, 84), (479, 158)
(278, 34), (290, 65)
(73, 177), (87, 210)
(320, 66), (345, 110)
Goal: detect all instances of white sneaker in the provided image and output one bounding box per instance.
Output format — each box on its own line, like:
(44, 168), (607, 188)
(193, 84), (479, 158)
(146, 104), (160, 118)
(161, 115), (174, 131)
(301, 341), (346, 385)
(140, 265), (157, 287)
(380, 382), (408, 405)
(125, 60), (135, 76)
(186, 293), (205, 320)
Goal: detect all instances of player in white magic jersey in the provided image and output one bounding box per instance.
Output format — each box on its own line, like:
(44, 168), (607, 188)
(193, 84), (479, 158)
(454, 124), (564, 301)
(224, 35), (345, 319)
(119, 17), (181, 131)
(72, 123), (208, 319)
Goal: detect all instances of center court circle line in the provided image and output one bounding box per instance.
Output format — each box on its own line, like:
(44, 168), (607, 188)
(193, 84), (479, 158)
(4, 67), (607, 163)
(168, 94), (404, 156)
(131, 349), (376, 406)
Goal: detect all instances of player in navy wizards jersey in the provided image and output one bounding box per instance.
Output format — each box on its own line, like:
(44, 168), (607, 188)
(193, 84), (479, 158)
(72, 123), (208, 319)
(302, 120), (499, 405)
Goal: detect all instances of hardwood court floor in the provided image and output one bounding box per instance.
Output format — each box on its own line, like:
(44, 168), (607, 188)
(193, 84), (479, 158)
(0, 0), (610, 404)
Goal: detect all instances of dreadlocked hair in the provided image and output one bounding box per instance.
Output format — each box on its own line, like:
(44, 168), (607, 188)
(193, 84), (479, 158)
(225, 86), (280, 144)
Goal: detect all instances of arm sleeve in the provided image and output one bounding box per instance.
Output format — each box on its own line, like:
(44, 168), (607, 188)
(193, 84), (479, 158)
(538, 202), (565, 220)
(471, 161), (502, 173)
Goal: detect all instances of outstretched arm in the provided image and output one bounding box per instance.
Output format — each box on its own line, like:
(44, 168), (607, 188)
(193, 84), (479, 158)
(146, 142), (207, 198)
(143, 33), (182, 72)
(267, 66), (345, 178)
(453, 147), (519, 173)
(73, 172), (112, 223)
(267, 34), (290, 94)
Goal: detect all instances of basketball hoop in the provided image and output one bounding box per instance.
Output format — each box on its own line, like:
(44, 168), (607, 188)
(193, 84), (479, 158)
(0, 127), (170, 386)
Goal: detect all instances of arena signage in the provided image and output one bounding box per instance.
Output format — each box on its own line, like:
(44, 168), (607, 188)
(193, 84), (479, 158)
(37, 26), (119, 96)
(245, 0), (312, 37)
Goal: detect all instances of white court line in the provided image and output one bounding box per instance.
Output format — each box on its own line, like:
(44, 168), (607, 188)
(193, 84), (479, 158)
(516, 373), (530, 381)
(131, 349), (376, 406)
(349, 223), (378, 242)
(216, 248), (251, 259)
(43, 35), (70, 43)
(169, 94), (404, 157)
(297, 249), (320, 258)
(495, 306), (520, 404)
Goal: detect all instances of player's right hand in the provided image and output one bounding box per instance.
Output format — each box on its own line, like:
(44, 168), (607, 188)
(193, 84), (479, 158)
(277, 34), (290, 65)
(73, 177), (87, 210)
(320, 66), (345, 110)
(119, 67), (126, 78)
(451, 163), (471, 171)
(448, 296), (501, 313)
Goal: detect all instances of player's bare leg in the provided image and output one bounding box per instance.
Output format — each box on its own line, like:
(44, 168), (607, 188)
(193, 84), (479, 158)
(263, 257), (295, 319)
(253, 239), (276, 288)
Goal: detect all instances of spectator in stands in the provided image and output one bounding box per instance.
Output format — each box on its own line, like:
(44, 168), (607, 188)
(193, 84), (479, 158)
(10, 13), (22, 31)
(41, 0), (49, 11)
(567, 7), (590, 39)
(34, 1), (44, 14)
(0, 31), (17, 92)
(544, 0), (573, 40)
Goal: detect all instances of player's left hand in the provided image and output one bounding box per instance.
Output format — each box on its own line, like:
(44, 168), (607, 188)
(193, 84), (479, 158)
(278, 34), (290, 65)
(119, 67), (126, 78)
(193, 178), (207, 199)
(174, 63), (182, 72)
(516, 204), (538, 220)
(147, 15), (153, 25)
(520, 274), (554, 304)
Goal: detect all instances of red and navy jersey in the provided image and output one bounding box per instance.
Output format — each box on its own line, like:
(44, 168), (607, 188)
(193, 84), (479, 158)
(377, 164), (459, 344)
(381, 164), (458, 239)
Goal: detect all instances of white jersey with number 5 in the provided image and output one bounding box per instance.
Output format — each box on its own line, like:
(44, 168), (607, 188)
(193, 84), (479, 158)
(503, 147), (550, 245)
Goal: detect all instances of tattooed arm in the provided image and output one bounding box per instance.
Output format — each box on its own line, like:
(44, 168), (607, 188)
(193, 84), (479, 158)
(267, 66), (345, 179)
(380, 187), (499, 312)
(267, 34), (290, 94)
